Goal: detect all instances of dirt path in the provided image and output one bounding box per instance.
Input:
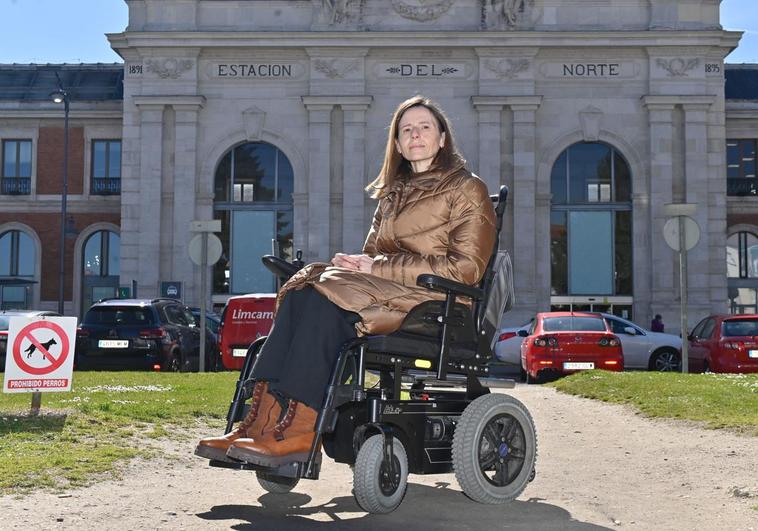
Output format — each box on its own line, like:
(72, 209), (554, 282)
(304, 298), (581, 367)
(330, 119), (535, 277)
(1, 385), (756, 530)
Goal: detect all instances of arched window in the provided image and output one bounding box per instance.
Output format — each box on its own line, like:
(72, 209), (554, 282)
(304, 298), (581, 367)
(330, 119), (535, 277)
(727, 231), (758, 314)
(213, 142), (294, 294)
(550, 142), (633, 300)
(0, 229), (35, 309)
(81, 230), (120, 315)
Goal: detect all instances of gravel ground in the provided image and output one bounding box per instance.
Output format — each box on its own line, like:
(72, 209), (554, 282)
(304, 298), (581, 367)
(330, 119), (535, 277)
(1, 384), (756, 530)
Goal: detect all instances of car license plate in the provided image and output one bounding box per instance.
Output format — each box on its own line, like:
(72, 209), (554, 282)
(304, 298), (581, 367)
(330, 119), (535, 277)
(232, 348), (248, 358)
(98, 340), (128, 349)
(563, 362), (595, 370)
(749, 350), (758, 359)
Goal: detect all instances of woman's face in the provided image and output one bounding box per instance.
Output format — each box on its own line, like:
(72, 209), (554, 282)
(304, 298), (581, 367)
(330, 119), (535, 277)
(394, 105), (446, 173)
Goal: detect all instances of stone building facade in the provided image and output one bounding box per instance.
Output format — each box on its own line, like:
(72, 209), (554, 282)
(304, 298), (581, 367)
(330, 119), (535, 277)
(106, 0), (741, 330)
(2, 0), (756, 334)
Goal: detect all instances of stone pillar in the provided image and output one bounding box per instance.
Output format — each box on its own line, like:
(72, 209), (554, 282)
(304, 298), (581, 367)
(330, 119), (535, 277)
(642, 98), (676, 320)
(471, 99), (503, 193)
(302, 98), (334, 262)
(342, 99), (372, 253)
(132, 101), (165, 297)
(510, 100), (541, 314)
(173, 99), (205, 305)
(683, 99), (717, 317)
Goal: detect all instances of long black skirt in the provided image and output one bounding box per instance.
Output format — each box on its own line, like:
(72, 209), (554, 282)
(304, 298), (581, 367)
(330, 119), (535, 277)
(250, 286), (359, 409)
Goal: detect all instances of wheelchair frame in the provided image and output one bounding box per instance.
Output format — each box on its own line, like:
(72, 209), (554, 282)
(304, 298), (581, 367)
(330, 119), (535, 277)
(209, 186), (538, 512)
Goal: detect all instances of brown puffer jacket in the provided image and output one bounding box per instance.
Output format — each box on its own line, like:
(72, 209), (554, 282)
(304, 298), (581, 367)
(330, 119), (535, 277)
(278, 164), (497, 336)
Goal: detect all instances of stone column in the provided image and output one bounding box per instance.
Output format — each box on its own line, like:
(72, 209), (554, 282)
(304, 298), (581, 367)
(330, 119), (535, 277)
(683, 99), (717, 317)
(132, 101), (165, 297)
(302, 98), (334, 262)
(173, 98), (205, 305)
(510, 100), (542, 314)
(342, 98), (372, 253)
(471, 98), (504, 193)
(642, 98), (676, 319)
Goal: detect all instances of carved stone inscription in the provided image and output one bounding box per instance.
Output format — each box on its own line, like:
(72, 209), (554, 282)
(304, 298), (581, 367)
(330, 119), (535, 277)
(375, 62), (469, 78)
(540, 62), (640, 79)
(563, 63), (620, 77)
(217, 64), (293, 77)
(205, 62), (305, 80)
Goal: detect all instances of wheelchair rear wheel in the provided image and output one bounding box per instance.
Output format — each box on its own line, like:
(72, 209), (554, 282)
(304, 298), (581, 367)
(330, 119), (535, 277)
(256, 471), (300, 493)
(353, 434), (409, 514)
(452, 393), (537, 504)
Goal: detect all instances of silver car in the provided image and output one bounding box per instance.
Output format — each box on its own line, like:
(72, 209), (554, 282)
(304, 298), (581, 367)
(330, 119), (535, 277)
(601, 313), (682, 371)
(495, 313), (682, 371)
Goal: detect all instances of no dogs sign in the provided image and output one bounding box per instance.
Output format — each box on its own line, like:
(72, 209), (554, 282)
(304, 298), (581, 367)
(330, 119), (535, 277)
(3, 316), (77, 393)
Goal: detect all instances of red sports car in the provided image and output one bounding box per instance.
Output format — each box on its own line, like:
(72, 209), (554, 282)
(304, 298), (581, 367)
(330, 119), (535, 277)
(688, 314), (758, 373)
(520, 312), (623, 383)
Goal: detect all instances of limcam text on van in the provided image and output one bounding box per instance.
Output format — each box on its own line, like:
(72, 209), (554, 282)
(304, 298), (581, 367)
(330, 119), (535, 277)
(218, 293), (276, 370)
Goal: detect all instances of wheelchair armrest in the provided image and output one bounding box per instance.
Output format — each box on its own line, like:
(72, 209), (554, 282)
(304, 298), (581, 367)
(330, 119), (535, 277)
(416, 274), (483, 301)
(261, 255), (301, 280)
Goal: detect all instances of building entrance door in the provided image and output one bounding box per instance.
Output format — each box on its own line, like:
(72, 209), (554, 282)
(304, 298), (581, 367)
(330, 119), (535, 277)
(81, 275), (119, 317)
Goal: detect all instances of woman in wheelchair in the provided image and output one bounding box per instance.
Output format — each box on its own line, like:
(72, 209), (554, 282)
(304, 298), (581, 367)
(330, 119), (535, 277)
(196, 95), (496, 468)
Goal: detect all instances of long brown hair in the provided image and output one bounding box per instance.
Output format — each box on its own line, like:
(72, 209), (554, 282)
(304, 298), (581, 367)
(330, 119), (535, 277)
(366, 95), (465, 199)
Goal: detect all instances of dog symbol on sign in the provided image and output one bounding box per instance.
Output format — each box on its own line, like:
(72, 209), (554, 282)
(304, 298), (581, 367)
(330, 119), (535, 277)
(24, 338), (58, 359)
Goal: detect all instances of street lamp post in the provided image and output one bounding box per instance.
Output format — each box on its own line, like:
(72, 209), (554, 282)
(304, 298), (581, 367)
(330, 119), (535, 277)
(51, 83), (70, 315)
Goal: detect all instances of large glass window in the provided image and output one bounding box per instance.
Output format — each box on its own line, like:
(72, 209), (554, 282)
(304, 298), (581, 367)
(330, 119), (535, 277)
(727, 139), (757, 196)
(726, 231), (758, 315)
(1, 140), (32, 195)
(81, 230), (120, 316)
(213, 142), (294, 294)
(550, 142), (633, 297)
(0, 229), (36, 309)
(91, 140), (121, 195)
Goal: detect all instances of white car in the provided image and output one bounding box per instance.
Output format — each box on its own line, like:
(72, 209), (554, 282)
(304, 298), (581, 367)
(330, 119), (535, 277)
(493, 319), (533, 367)
(494, 313), (682, 371)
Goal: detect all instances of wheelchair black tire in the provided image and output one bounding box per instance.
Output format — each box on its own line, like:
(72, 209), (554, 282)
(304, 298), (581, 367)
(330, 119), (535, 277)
(452, 393), (537, 504)
(353, 434), (409, 514)
(256, 472), (300, 493)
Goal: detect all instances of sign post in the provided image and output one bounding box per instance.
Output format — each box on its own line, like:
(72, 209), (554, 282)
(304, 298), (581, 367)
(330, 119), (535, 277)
(189, 220), (223, 372)
(662, 203), (700, 374)
(3, 316), (77, 414)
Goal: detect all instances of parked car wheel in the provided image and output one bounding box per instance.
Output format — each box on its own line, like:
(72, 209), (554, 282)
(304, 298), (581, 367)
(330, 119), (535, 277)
(649, 349), (680, 372)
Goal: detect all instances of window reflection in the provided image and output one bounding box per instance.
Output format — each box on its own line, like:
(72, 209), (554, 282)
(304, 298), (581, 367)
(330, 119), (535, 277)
(550, 142), (632, 297)
(213, 142), (295, 294)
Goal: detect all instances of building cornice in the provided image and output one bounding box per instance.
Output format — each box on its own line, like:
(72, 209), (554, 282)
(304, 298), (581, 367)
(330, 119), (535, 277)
(133, 95), (206, 108)
(107, 30), (742, 51)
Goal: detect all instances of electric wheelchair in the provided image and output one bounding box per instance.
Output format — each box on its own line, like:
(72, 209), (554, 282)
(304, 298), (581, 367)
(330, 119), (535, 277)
(209, 186), (537, 514)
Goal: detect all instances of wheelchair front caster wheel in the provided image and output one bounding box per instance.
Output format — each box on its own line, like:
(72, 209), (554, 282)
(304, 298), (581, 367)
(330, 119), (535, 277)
(353, 434), (408, 514)
(256, 471), (300, 493)
(452, 393), (537, 504)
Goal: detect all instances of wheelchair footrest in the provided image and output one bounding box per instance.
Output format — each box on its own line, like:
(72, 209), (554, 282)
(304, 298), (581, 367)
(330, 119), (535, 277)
(208, 453), (322, 479)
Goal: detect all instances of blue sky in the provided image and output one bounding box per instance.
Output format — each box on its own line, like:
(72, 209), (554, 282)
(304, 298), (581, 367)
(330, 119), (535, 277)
(0, 0), (756, 64)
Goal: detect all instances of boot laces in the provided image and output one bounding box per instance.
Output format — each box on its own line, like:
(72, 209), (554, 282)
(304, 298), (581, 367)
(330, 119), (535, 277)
(273, 399), (298, 441)
(238, 381), (266, 433)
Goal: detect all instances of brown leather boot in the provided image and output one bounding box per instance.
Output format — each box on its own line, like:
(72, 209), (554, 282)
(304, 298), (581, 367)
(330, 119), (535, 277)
(226, 399), (319, 467)
(194, 381), (281, 462)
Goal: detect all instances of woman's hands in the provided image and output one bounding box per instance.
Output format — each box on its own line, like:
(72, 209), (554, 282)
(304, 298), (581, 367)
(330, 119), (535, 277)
(332, 253), (374, 273)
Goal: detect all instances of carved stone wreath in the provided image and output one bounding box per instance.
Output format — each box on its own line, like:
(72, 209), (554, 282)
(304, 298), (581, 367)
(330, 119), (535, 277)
(391, 0), (455, 22)
(484, 58), (529, 79)
(313, 58), (360, 79)
(146, 58), (193, 79)
(656, 58), (700, 77)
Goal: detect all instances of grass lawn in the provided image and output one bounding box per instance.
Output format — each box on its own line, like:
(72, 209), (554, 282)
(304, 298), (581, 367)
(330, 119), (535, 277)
(550, 370), (758, 436)
(0, 371), (238, 494)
